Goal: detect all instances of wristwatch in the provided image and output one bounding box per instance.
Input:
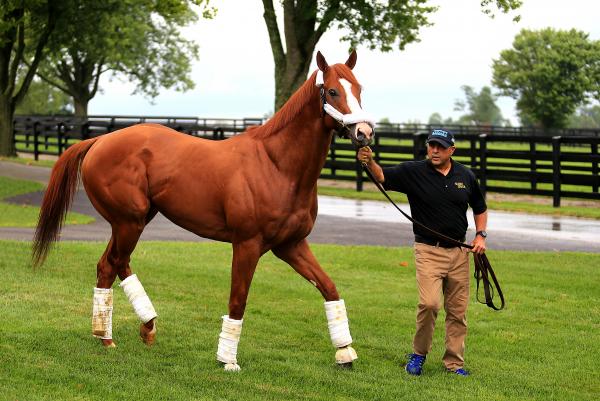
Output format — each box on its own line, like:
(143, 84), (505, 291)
(476, 230), (488, 238)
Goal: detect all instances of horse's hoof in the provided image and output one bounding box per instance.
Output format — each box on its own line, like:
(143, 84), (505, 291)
(101, 339), (116, 348)
(223, 363), (241, 372)
(337, 362), (353, 369)
(140, 320), (156, 346)
(335, 345), (358, 364)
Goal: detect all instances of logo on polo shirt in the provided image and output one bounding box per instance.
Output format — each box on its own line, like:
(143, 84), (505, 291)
(454, 182), (465, 189)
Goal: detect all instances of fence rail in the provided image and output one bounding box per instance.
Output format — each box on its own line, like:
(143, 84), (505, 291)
(12, 115), (600, 207)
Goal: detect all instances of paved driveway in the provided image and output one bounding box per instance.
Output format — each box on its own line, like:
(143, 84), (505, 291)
(1, 161), (598, 252)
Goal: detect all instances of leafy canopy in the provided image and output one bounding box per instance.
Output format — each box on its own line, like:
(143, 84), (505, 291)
(492, 28), (600, 129)
(454, 85), (507, 126)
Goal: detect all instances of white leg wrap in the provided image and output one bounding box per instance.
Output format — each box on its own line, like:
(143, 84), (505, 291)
(92, 288), (113, 339)
(217, 315), (243, 371)
(324, 299), (353, 348)
(119, 274), (157, 324)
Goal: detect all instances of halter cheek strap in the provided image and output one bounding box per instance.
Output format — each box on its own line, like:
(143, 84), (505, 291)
(315, 70), (376, 128)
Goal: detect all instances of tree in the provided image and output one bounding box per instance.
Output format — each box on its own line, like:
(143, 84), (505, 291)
(15, 77), (73, 115)
(35, 0), (213, 117)
(262, 0), (522, 110)
(568, 104), (600, 129)
(0, 1), (56, 156)
(454, 85), (507, 126)
(492, 28), (600, 129)
(428, 112), (454, 126)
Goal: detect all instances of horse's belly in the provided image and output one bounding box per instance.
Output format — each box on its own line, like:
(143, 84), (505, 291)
(150, 184), (233, 241)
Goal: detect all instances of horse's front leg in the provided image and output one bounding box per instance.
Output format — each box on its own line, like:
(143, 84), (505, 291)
(217, 238), (262, 372)
(273, 239), (358, 367)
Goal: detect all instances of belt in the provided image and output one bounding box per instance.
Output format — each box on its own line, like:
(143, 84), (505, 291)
(414, 234), (465, 249)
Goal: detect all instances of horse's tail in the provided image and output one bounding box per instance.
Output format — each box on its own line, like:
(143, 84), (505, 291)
(32, 138), (99, 267)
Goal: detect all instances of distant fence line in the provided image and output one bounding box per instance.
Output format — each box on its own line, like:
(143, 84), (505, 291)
(12, 115), (600, 207)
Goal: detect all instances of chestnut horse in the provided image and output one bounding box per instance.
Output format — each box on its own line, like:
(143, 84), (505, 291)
(33, 51), (374, 370)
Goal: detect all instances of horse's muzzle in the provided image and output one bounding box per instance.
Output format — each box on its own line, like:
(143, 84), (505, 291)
(350, 122), (374, 147)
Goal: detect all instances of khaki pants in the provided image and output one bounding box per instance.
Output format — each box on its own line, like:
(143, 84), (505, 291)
(412, 242), (470, 370)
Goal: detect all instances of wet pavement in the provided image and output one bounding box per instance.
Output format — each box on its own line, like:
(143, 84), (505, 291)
(1, 160), (599, 252)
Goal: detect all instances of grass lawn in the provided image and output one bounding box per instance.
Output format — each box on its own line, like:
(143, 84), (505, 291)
(0, 176), (94, 227)
(1, 241), (598, 401)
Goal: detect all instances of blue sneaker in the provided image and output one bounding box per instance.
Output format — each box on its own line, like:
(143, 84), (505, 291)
(447, 368), (469, 376)
(405, 353), (426, 375)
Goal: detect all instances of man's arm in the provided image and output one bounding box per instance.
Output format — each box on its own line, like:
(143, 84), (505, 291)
(357, 146), (384, 183)
(471, 211), (488, 254)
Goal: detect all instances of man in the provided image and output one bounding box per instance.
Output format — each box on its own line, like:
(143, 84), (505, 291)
(357, 129), (488, 376)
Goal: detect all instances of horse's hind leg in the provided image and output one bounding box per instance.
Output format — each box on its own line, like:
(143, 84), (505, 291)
(93, 220), (157, 347)
(272, 239), (358, 367)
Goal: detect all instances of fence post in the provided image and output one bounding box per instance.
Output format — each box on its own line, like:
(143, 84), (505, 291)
(57, 122), (64, 155)
(470, 137), (477, 170)
(412, 132), (427, 160)
(552, 136), (561, 207)
(355, 159), (364, 192)
(33, 122), (40, 161)
(81, 121), (90, 140)
(530, 140), (537, 192)
(330, 135), (337, 177)
(478, 134), (487, 198)
(592, 140), (598, 193)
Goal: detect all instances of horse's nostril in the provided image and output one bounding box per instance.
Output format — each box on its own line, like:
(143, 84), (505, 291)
(356, 130), (366, 141)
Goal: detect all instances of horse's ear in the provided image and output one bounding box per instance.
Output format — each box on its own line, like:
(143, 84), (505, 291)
(345, 50), (357, 70)
(316, 51), (329, 72)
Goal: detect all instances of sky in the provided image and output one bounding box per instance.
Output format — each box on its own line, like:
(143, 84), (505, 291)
(89, 0), (600, 125)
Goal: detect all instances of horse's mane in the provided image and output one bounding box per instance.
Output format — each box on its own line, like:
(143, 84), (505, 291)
(249, 70), (319, 139)
(249, 64), (359, 139)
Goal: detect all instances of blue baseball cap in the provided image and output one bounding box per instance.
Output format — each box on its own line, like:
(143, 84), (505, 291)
(427, 129), (455, 148)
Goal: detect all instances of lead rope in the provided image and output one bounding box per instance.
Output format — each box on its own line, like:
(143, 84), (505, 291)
(360, 162), (505, 311)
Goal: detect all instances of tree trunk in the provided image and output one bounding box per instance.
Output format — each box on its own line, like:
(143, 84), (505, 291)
(73, 96), (89, 118)
(274, 50), (315, 111)
(0, 97), (16, 157)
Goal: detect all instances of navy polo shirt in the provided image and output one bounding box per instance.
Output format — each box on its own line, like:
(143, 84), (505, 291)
(382, 159), (487, 241)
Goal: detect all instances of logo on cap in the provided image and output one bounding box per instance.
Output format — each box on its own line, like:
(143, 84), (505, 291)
(428, 129), (455, 146)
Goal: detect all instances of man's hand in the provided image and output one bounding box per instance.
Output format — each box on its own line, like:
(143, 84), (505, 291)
(357, 146), (373, 164)
(470, 235), (486, 254)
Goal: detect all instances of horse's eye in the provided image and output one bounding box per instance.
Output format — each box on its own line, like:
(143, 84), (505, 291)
(328, 89), (337, 97)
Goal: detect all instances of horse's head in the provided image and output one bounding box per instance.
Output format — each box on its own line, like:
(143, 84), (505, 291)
(315, 50), (375, 148)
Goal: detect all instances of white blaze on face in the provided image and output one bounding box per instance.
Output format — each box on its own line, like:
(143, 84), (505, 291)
(339, 78), (362, 114)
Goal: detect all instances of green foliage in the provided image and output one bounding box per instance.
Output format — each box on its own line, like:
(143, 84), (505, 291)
(428, 112), (454, 125)
(15, 77), (73, 115)
(265, 1), (522, 110)
(0, 0), (57, 156)
(36, 0), (214, 116)
(454, 85), (508, 126)
(1, 241), (599, 400)
(569, 104), (600, 128)
(492, 28), (600, 129)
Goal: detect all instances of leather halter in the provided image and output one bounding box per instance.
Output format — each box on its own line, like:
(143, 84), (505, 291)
(315, 70), (376, 138)
(361, 163), (505, 311)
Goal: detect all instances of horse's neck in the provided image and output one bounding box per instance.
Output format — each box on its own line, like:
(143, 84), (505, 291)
(262, 112), (332, 190)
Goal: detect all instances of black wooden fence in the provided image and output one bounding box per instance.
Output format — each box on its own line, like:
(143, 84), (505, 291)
(12, 115), (600, 206)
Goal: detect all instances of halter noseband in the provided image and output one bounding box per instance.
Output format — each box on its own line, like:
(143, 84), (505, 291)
(315, 70), (376, 135)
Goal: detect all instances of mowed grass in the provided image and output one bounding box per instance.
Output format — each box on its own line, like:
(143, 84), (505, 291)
(0, 176), (94, 227)
(1, 241), (599, 401)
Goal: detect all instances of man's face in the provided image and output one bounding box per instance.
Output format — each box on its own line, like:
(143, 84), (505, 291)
(427, 142), (455, 167)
